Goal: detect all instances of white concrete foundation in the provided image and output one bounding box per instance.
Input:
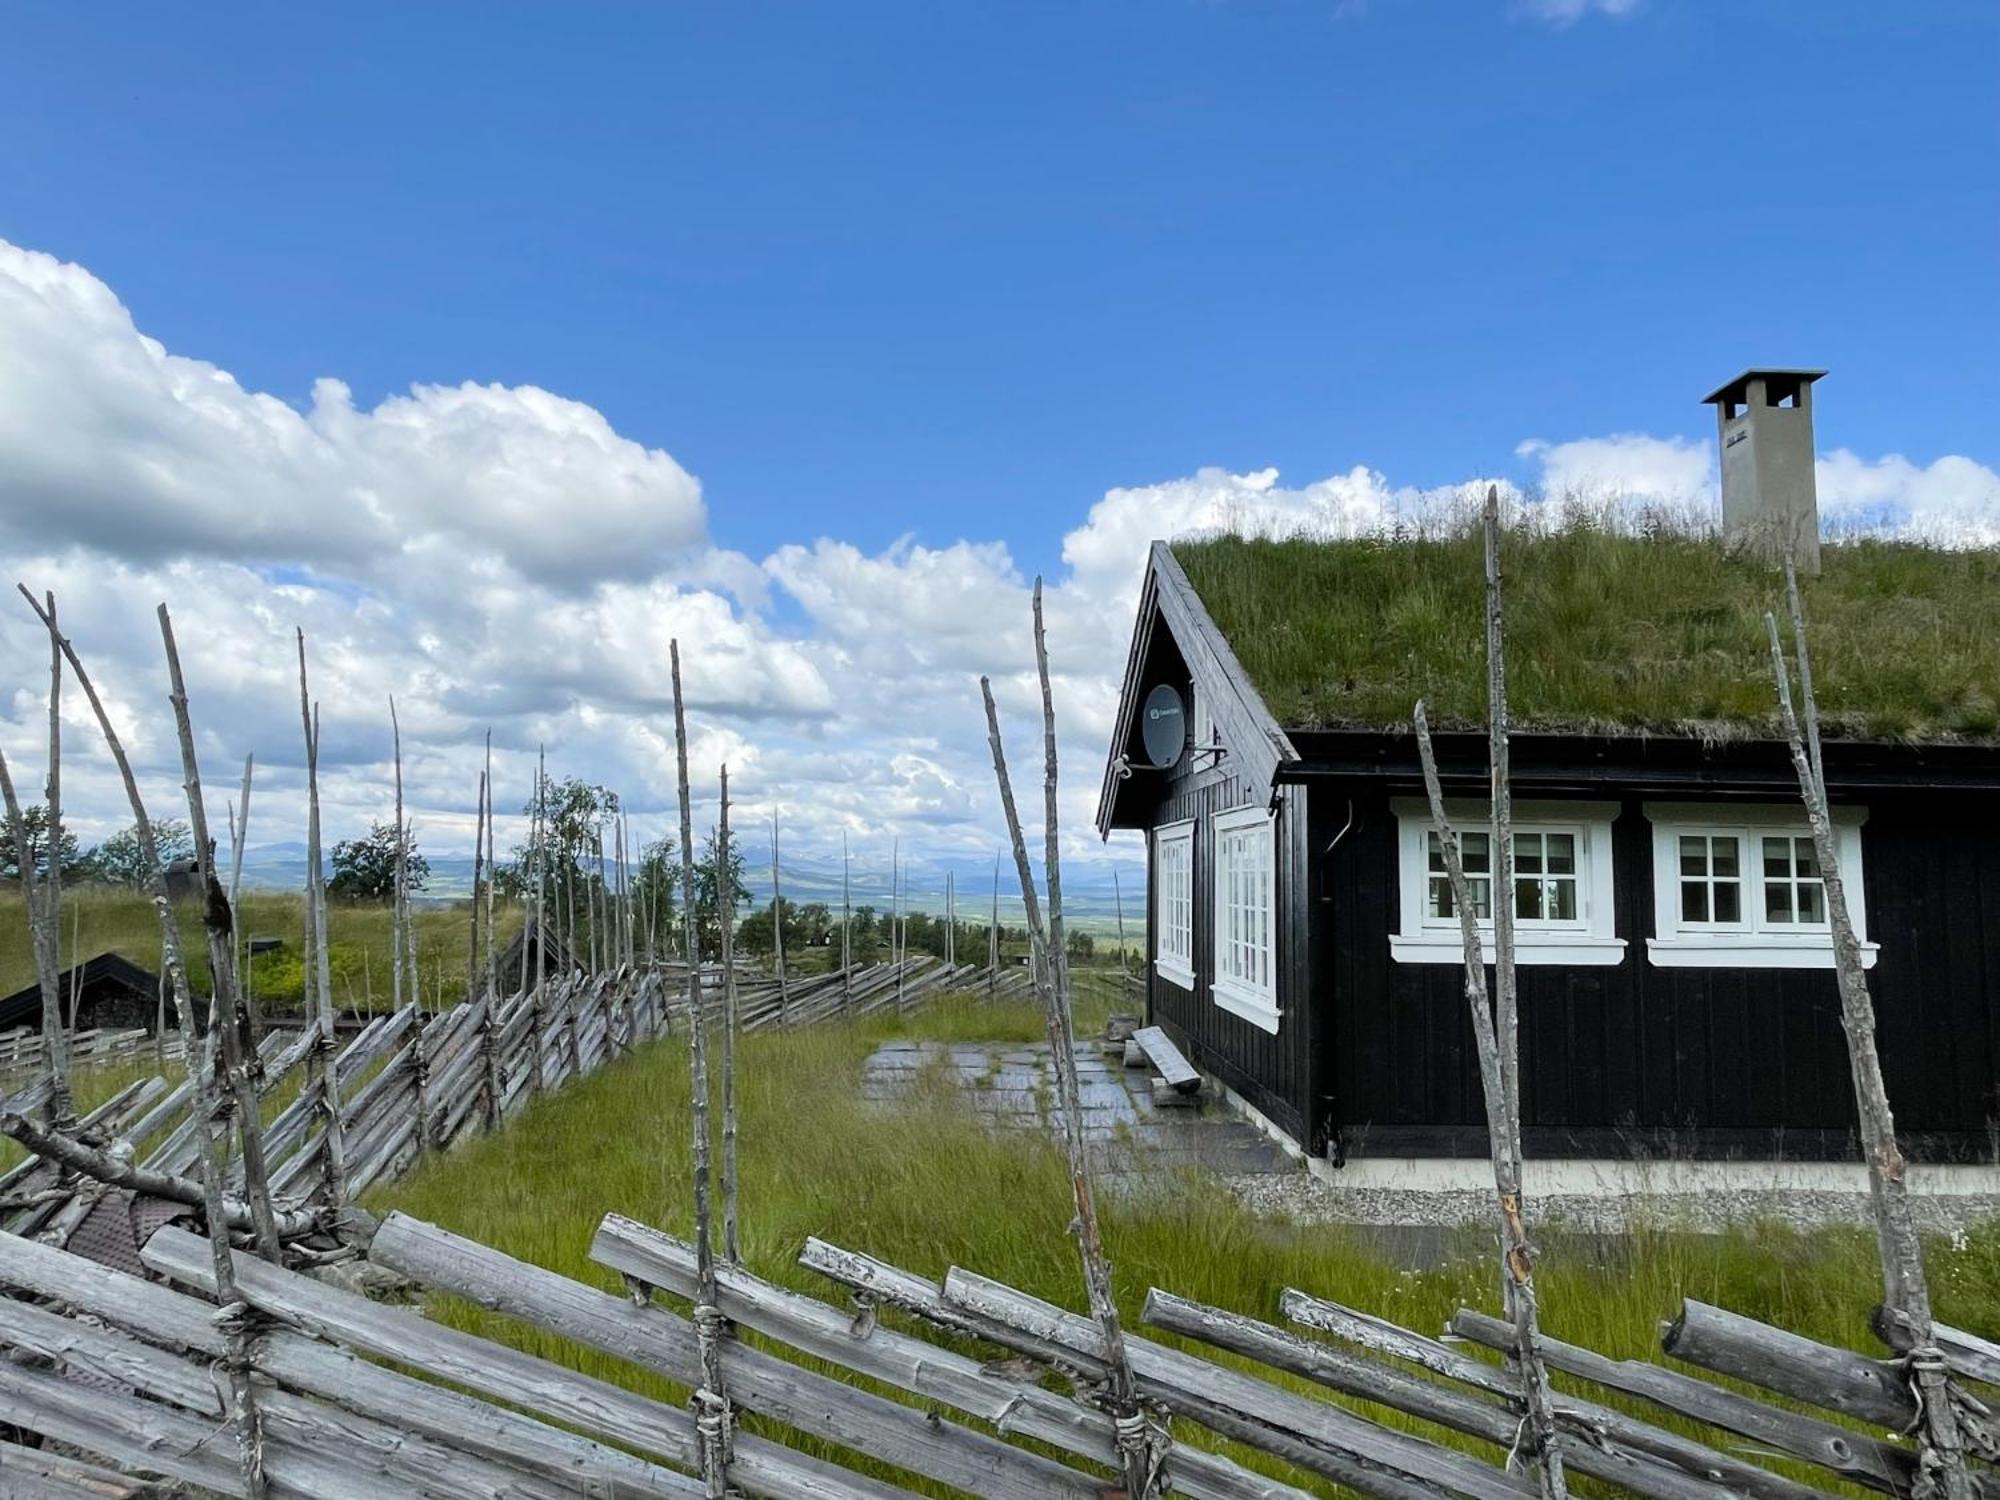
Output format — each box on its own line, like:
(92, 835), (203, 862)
(1208, 1071), (2000, 1199)
(1314, 1153), (2000, 1197)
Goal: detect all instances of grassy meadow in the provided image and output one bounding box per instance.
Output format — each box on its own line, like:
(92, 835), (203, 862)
(373, 994), (2000, 1498)
(0, 886), (528, 1018)
(12, 887), (1993, 1492)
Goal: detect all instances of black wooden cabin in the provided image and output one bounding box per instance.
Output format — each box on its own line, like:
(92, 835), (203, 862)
(1097, 541), (2000, 1166)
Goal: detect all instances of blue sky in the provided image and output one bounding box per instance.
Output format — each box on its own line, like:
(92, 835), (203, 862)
(0, 4), (1995, 900)
(6, 4), (1993, 570)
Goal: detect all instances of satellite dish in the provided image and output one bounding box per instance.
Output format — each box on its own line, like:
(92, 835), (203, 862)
(1139, 684), (1187, 769)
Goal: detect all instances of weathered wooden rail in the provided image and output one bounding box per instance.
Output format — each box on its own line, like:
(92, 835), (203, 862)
(3, 1198), (1995, 1499)
(4, 959), (1992, 1498)
(0, 954), (1016, 1246)
(0, 1025), (156, 1084)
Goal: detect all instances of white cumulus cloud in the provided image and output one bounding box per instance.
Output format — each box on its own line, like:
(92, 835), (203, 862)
(1816, 450), (2000, 546)
(1516, 432), (1712, 506)
(0, 235), (1993, 891)
(0, 242), (707, 589)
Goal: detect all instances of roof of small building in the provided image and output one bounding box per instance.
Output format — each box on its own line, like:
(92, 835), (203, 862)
(1168, 526), (2000, 743)
(0, 952), (161, 1032)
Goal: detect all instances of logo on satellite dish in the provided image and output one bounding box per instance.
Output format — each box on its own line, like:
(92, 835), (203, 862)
(1139, 684), (1187, 769)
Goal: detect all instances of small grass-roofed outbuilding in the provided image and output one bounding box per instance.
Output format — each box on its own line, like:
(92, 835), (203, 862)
(1096, 522), (2000, 1177)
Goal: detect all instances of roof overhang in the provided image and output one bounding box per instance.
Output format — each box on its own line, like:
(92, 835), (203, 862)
(1096, 541), (1298, 836)
(1275, 727), (2000, 796)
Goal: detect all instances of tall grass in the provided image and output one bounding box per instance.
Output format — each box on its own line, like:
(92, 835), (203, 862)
(374, 998), (1999, 1497)
(0, 887), (526, 1016)
(1174, 525), (2000, 740)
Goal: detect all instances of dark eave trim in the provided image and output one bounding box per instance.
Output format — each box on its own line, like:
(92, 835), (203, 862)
(1274, 728), (2000, 795)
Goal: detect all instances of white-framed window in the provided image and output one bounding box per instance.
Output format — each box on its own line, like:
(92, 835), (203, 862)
(1645, 803), (1874, 969)
(1152, 819), (1195, 989)
(1391, 799), (1625, 966)
(1210, 804), (1279, 1033)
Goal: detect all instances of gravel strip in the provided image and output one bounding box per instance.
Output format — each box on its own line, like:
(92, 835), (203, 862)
(1227, 1171), (2000, 1237)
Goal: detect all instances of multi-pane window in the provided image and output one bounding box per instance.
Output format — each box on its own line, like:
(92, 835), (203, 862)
(1153, 822), (1195, 985)
(1427, 829), (1579, 926)
(1392, 800), (1624, 966)
(1211, 806), (1278, 1031)
(1427, 830), (1490, 919)
(1760, 836), (1827, 926)
(1677, 834), (1743, 925)
(1515, 832), (1578, 922)
(1646, 805), (1870, 969)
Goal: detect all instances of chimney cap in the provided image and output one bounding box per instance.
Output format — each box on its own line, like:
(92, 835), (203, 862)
(1701, 368), (1827, 408)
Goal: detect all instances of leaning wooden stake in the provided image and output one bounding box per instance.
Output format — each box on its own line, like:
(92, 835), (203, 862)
(295, 644), (322, 1033)
(295, 633), (348, 1211)
(619, 810), (635, 970)
(1483, 490), (1524, 1199)
(391, 698), (415, 1013)
(770, 808), (789, 1023)
(474, 768), (503, 1131)
(1414, 702), (1568, 1499)
(20, 584), (270, 1500)
(468, 769), (486, 1009)
(593, 828), (609, 976)
(228, 752), (267, 1060)
(531, 745), (550, 1092)
(29, 593), (73, 1128)
(719, 766), (740, 1264)
(1767, 583), (1973, 1500)
(1480, 489), (1559, 1490)
(670, 640), (731, 1498)
(840, 830), (851, 1009)
(0, 748), (68, 1131)
(979, 576), (1166, 1500)
(159, 605), (285, 1264)
(483, 735), (497, 1004)
(892, 839), (905, 1013)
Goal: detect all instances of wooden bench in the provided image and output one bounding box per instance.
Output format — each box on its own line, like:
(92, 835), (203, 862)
(1132, 1025), (1201, 1094)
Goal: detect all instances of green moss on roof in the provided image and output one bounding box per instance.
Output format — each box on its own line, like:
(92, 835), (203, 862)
(1171, 528), (2000, 741)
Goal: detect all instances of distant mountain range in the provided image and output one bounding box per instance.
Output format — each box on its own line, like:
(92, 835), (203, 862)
(234, 843), (1149, 938)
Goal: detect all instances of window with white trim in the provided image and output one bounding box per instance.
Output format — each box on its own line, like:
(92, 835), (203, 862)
(1392, 799), (1625, 966)
(1675, 833), (1744, 926)
(1153, 820), (1195, 988)
(1646, 804), (1873, 968)
(1210, 805), (1279, 1032)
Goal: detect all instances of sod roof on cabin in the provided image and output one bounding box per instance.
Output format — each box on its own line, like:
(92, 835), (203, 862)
(1170, 529), (2000, 742)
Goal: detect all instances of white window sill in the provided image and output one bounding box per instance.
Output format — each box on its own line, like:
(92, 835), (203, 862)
(1647, 936), (1879, 970)
(1212, 978), (1280, 1034)
(1154, 958), (1195, 990)
(1390, 933), (1627, 967)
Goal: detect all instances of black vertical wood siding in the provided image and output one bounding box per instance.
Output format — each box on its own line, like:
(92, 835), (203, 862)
(1320, 787), (2000, 1162)
(1144, 766), (1316, 1144)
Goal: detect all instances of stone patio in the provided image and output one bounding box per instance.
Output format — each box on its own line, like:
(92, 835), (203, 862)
(860, 1038), (1297, 1189)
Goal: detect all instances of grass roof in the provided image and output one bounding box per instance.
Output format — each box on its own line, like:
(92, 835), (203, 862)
(1171, 526), (2000, 742)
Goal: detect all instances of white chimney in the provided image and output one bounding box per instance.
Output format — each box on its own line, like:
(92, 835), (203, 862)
(1701, 368), (1825, 573)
